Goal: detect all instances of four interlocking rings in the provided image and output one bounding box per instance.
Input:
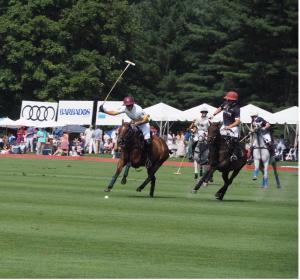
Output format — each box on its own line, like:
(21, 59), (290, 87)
(21, 105), (56, 121)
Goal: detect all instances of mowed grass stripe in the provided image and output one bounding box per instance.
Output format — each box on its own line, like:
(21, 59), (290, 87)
(0, 158), (297, 278)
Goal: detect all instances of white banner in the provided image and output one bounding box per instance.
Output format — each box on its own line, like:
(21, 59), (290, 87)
(20, 101), (58, 122)
(57, 100), (94, 125)
(96, 101), (131, 126)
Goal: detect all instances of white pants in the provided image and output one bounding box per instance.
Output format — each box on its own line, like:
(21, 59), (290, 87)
(220, 125), (240, 138)
(138, 123), (151, 140)
(26, 137), (34, 152)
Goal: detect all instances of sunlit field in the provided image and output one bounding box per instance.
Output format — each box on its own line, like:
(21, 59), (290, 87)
(0, 157), (297, 278)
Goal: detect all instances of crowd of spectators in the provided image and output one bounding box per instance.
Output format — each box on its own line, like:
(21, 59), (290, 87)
(0, 126), (298, 162)
(0, 125), (121, 157)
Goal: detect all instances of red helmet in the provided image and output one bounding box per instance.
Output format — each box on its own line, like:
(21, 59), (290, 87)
(123, 96), (135, 106)
(224, 91), (238, 101)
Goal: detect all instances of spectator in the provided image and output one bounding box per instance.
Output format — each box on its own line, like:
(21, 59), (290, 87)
(53, 127), (64, 139)
(16, 126), (26, 144)
(94, 126), (103, 154)
(84, 125), (96, 154)
(0, 136), (4, 149)
(36, 128), (48, 155)
(53, 133), (69, 156)
(8, 134), (16, 145)
(25, 126), (36, 152)
(176, 131), (186, 157)
(0, 144), (11, 154)
(276, 134), (286, 161)
(104, 138), (114, 154)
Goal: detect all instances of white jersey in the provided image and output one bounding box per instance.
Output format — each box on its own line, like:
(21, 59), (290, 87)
(117, 104), (150, 140)
(117, 104), (146, 121)
(194, 117), (210, 135)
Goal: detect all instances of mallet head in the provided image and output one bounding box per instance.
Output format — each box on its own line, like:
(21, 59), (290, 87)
(125, 60), (135, 66)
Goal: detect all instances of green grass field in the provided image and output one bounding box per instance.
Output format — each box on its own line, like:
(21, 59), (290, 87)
(0, 157), (298, 278)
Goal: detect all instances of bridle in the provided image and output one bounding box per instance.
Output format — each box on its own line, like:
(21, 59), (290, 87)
(117, 124), (134, 148)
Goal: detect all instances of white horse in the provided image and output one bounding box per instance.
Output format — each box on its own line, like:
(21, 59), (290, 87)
(251, 130), (281, 188)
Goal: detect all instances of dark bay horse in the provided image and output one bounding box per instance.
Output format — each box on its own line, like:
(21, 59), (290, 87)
(192, 123), (247, 200)
(104, 122), (169, 197)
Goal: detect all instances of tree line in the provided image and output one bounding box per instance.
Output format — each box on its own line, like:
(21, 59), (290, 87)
(0, 0), (297, 118)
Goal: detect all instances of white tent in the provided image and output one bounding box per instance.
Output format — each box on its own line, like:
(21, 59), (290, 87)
(144, 102), (184, 121)
(0, 117), (17, 128)
(240, 104), (274, 123)
(183, 103), (217, 121)
(96, 101), (131, 126)
(269, 106), (298, 124)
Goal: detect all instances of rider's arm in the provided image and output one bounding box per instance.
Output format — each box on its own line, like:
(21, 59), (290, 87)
(103, 110), (121, 116)
(262, 122), (271, 130)
(133, 114), (150, 126)
(212, 107), (222, 117)
(225, 118), (241, 129)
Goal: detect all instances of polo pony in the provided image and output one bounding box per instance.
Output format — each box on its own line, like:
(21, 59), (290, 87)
(104, 122), (169, 197)
(192, 123), (247, 200)
(251, 130), (281, 188)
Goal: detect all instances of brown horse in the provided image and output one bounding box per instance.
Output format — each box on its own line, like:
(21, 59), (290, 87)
(192, 123), (247, 200)
(104, 122), (169, 197)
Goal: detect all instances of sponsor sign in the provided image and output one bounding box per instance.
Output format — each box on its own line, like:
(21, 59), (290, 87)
(57, 101), (94, 125)
(20, 101), (58, 122)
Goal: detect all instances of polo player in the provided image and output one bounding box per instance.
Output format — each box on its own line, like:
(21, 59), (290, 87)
(99, 96), (152, 167)
(212, 91), (243, 162)
(250, 111), (275, 156)
(189, 107), (211, 178)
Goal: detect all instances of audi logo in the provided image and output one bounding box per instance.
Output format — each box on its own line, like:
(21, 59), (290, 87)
(21, 105), (56, 121)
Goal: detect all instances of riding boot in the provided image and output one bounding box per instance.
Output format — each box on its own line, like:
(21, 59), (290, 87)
(144, 139), (152, 168)
(230, 138), (243, 162)
(266, 142), (275, 157)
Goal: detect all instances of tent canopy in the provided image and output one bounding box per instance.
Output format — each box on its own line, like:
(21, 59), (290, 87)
(183, 103), (217, 121)
(269, 106), (298, 124)
(144, 102), (184, 121)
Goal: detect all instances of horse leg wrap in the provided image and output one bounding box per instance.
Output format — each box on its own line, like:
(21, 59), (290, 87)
(262, 177), (269, 188)
(107, 174), (118, 189)
(252, 169), (259, 180)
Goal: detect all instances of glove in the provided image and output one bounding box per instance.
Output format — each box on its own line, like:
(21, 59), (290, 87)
(99, 105), (105, 113)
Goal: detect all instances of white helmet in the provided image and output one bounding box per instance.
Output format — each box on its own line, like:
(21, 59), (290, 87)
(250, 111), (259, 117)
(200, 107), (208, 113)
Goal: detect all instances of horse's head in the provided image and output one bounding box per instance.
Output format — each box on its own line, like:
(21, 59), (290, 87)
(207, 123), (220, 144)
(117, 122), (135, 148)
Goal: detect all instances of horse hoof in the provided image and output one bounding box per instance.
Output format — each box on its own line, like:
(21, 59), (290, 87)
(203, 182), (208, 187)
(252, 177), (257, 181)
(277, 185), (281, 188)
(215, 193), (223, 200)
(104, 188), (112, 192)
(121, 178), (127, 185)
(191, 189), (197, 194)
(194, 174), (198, 179)
(136, 187), (142, 192)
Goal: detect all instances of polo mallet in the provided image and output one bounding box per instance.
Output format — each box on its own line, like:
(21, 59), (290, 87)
(239, 132), (252, 143)
(102, 60), (135, 105)
(174, 156), (186, 175)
